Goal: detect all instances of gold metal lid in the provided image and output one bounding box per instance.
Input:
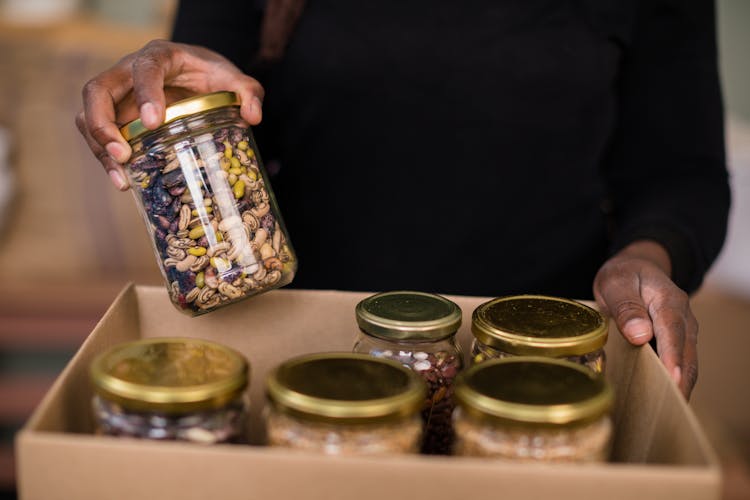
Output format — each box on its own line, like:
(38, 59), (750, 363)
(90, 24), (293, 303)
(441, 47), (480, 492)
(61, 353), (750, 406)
(265, 353), (426, 424)
(355, 291), (462, 341)
(119, 91), (241, 142)
(454, 357), (613, 426)
(471, 295), (608, 356)
(90, 337), (249, 413)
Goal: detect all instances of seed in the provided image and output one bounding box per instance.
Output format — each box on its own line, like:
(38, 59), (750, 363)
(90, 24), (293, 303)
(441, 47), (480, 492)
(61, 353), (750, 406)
(229, 167), (243, 175)
(233, 180), (245, 199)
(195, 272), (205, 288)
(192, 207), (213, 216)
(188, 247), (207, 256)
(230, 157), (241, 169)
(237, 141), (248, 150)
(188, 226), (205, 239)
(223, 141), (233, 159)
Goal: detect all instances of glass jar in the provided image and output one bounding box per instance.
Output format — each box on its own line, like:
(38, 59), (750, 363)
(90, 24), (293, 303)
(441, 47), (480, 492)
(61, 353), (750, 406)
(453, 357), (613, 462)
(352, 291), (464, 455)
(120, 91), (297, 315)
(89, 337), (249, 444)
(265, 353), (425, 455)
(471, 295), (608, 372)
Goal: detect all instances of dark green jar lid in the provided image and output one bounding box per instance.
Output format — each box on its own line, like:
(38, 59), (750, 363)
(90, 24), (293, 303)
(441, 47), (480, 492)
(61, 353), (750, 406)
(265, 353), (425, 424)
(471, 295), (608, 356)
(355, 291), (462, 341)
(90, 337), (249, 414)
(454, 357), (613, 427)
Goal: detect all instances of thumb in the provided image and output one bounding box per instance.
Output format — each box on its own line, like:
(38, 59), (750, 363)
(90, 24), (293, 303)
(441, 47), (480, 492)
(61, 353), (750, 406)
(594, 277), (653, 346)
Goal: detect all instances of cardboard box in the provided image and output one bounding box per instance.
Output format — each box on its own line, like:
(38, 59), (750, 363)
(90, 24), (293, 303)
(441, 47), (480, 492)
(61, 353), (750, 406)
(17, 284), (720, 500)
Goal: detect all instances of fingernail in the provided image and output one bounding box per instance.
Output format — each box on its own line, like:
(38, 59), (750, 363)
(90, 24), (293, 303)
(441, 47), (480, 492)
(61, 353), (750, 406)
(109, 170), (128, 190)
(672, 366), (682, 386)
(105, 142), (127, 163)
(141, 102), (159, 128)
(623, 318), (650, 340)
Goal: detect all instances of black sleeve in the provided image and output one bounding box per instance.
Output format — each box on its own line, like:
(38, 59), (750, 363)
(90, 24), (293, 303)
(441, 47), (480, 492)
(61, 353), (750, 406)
(603, 0), (730, 293)
(170, 0), (263, 73)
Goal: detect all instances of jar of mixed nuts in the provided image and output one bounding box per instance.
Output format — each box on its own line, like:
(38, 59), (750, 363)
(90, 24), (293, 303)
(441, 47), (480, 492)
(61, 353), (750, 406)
(90, 337), (249, 444)
(453, 357), (614, 462)
(352, 291), (464, 455)
(471, 295), (608, 373)
(265, 353), (425, 455)
(120, 91), (297, 315)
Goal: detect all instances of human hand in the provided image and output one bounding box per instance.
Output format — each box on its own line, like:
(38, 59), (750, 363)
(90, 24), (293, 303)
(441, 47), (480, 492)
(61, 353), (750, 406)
(593, 240), (698, 399)
(75, 40), (264, 191)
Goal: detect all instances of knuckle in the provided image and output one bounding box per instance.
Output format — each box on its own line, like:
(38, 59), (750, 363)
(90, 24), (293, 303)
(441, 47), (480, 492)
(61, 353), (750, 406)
(614, 300), (647, 322)
(88, 123), (114, 145)
(82, 78), (104, 99)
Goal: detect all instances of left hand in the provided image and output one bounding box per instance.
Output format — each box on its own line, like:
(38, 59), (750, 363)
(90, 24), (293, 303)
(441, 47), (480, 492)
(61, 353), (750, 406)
(593, 240), (698, 399)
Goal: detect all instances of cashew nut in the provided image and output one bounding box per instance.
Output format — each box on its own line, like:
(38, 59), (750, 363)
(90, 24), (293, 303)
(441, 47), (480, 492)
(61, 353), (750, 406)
(175, 255), (198, 272)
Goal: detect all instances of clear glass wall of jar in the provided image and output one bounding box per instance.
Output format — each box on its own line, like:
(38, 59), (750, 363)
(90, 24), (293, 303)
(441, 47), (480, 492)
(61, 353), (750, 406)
(120, 91), (297, 315)
(89, 337), (250, 444)
(453, 357), (613, 462)
(471, 295), (608, 373)
(352, 291), (463, 455)
(265, 353), (425, 455)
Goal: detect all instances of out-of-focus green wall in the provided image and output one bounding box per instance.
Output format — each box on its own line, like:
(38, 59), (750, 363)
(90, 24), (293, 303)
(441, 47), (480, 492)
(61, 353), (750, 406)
(719, 0), (750, 121)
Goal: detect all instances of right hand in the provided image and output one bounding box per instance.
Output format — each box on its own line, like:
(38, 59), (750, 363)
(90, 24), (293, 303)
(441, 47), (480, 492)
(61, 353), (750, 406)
(75, 40), (265, 191)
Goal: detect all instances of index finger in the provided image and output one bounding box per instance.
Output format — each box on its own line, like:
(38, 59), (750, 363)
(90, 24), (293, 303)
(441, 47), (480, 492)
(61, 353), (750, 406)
(649, 300), (687, 388)
(82, 58), (136, 163)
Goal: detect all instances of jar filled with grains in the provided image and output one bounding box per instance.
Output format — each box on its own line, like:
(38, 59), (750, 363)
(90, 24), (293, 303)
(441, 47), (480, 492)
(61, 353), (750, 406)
(453, 357), (614, 462)
(471, 295), (608, 373)
(265, 353), (425, 455)
(90, 337), (250, 444)
(352, 291), (463, 455)
(120, 91), (297, 315)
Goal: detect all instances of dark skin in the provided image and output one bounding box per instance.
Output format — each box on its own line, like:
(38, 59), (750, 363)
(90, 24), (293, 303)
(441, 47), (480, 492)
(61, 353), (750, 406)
(76, 40), (699, 398)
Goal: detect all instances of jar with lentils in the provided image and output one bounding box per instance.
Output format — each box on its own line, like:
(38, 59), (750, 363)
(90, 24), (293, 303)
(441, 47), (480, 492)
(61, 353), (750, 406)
(120, 91), (297, 315)
(471, 295), (608, 373)
(453, 357), (613, 462)
(265, 353), (425, 455)
(352, 291), (463, 455)
(89, 337), (249, 444)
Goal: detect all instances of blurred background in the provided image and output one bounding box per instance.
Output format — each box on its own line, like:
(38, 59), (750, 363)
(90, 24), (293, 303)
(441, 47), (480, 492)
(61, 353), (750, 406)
(0, 0), (748, 498)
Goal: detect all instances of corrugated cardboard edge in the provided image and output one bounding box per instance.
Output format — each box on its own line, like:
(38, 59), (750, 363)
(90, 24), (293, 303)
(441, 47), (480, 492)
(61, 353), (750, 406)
(17, 432), (720, 500)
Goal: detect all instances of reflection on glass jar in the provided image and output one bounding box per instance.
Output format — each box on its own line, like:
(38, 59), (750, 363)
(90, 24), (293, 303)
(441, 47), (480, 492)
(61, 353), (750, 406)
(121, 92), (297, 315)
(89, 337), (249, 444)
(353, 291), (463, 455)
(453, 357), (613, 462)
(265, 353), (425, 455)
(471, 295), (608, 373)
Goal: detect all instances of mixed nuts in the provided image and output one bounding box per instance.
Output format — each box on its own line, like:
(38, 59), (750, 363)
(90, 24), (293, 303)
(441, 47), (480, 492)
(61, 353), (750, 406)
(127, 124), (296, 314)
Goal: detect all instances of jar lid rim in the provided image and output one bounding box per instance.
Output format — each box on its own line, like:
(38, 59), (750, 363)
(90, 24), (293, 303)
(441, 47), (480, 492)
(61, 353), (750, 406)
(265, 353), (425, 424)
(454, 357), (613, 426)
(356, 291), (462, 341)
(119, 91), (241, 142)
(90, 337), (249, 413)
(471, 295), (608, 356)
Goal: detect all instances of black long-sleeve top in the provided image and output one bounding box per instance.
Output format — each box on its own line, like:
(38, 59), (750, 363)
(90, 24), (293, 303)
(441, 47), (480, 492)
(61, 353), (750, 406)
(172, 0), (730, 298)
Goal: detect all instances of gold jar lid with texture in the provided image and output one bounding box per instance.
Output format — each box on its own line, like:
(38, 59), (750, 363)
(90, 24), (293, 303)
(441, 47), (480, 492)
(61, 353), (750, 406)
(266, 353), (425, 424)
(356, 291), (462, 341)
(471, 295), (608, 356)
(454, 357), (613, 427)
(119, 91), (241, 142)
(90, 337), (249, 414)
